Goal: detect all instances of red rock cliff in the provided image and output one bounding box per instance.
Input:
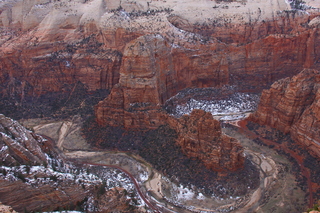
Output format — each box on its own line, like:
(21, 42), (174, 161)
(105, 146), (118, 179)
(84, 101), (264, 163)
(174, 109), (244, 172)
(250, 69), (320, 157)
(94, 36), (245, 170)
(0, 1), (320, 99)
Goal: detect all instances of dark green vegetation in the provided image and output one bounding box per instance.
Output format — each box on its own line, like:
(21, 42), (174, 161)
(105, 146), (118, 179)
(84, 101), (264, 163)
(82, 119), (260, 198)
(0, 81), (109, 120)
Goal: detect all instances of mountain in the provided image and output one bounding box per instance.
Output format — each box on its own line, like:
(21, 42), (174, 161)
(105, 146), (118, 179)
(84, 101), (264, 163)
(250, 69), (320, 157)
(0, 0), (319, 102)
(1, 0), (320, 212)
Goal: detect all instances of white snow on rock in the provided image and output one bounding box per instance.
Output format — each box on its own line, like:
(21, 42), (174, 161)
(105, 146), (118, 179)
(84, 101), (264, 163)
(169, 93), (259, 121)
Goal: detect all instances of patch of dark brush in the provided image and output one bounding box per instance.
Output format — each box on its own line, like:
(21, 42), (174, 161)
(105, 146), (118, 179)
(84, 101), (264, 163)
(82, 120), (260, 198)
(0, 82), (109, 120)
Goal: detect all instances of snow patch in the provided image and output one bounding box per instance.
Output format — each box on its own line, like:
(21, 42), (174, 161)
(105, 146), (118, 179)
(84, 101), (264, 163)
(169, 92), (259, 121)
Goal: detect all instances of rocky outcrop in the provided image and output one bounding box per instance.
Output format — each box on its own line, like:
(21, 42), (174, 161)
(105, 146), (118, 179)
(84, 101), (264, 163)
(0, 114), (47, 166)
(0, 202), (17, 213)
(174, 110), (244, 172)
(0, 178), (88, 212)
(0, 115), (142, 212)
(95, 34), (175, 129)
(96, 60), (244, 171)
(250, 69), (320, 157)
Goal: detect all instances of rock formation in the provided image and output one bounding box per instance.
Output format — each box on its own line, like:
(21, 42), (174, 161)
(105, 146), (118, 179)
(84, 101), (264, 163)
(94, 34), (244, 172)
(0, 114), (143, 212)
(0, 202), (17, 213)
(0, 0), (319, 101)
(0, 114), (47, 166)
(0, 0), (319, 191)
(95, 34), (175, 129)
(174, 109), (244, 172)
(250, 69), (320, 157)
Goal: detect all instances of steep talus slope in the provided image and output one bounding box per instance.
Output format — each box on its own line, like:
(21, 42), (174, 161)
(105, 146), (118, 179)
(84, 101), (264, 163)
(250, 69), (320, 157)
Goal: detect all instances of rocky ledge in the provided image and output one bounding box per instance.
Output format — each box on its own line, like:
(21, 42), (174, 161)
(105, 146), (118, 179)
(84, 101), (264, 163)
(0, 114), (48, 166)
(95, 34), (244, 172)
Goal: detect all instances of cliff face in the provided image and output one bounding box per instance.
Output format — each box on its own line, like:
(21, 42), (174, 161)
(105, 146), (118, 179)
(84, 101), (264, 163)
(93, 34), (244, 171)
(1, 0), (319, 174)
(0, 114), (142, 212)
(0, 114), (47, 166)
(174, 110), (244, 172)
(95, 34), (174, 129)
(250, 69), (320, 157)
(0, 0), (319, 101)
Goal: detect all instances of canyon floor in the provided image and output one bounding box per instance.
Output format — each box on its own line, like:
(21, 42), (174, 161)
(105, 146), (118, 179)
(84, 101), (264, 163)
(19, 115), (307, 213)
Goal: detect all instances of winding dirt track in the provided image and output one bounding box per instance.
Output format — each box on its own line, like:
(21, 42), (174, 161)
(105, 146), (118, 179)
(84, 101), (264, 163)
(41, 122), (310, 212)
(81, 162), (161, 213)
(236, 120), (314, 208)
(41, 134), (161, 212)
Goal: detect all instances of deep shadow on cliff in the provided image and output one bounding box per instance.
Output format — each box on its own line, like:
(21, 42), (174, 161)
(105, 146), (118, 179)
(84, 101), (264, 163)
(0, 81), (109, 120)
(247, 69), (320, 205)
(250, 69), (320, 158)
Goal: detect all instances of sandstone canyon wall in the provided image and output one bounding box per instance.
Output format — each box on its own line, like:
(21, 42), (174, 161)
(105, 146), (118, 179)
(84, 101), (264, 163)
(0, 0), (319, 101)
(93, 33), (244, 172)
(174, 109), (244, 172)
(250, 69), (320, 157)
(0, 0), (318, 170)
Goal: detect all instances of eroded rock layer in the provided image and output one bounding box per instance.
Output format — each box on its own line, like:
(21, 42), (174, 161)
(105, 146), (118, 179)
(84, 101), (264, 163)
(0, 114), (47, 166)
(174, 110), (244, 172)
(0, 0), (319, 179)
(0, 0), (320, 101)
(250, 69), (320, 157)
(94, 34), (244, 171)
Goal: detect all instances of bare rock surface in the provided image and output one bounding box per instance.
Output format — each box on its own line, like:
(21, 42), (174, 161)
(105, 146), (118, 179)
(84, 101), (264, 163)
(175, 109), (244, 172)
(0, 0), (320, 101)
(0, 114), (47, 166)
(250, 69), (320, 157)
(95, 40), (245, 171)
(0, 202), (17, 213)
